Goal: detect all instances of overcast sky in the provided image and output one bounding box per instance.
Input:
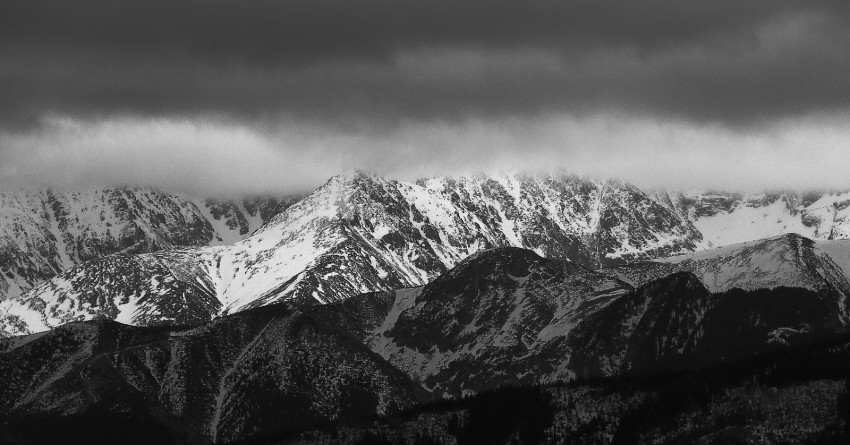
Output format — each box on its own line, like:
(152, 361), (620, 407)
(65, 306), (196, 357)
(1, 0), (849, 195)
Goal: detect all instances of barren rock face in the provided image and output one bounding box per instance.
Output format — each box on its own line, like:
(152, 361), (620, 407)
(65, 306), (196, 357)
(1, 172), (708, 335)
(0, 187), (299, 304)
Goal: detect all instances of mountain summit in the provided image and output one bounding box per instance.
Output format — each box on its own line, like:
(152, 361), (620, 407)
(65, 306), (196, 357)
(3, 174), (850, 336)
(0, 172), (706, 335)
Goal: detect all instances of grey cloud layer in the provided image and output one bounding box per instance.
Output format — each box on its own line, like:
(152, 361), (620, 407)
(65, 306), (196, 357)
(2, 0), (849, 129)
(2, 0), (823, 61)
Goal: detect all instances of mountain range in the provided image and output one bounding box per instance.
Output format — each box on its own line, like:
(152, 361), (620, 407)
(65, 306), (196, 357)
(3, 171), (850, 337)
(3, 171), (850, 443)
(0, 188), (298, 302)
(2, 235), (850, 443)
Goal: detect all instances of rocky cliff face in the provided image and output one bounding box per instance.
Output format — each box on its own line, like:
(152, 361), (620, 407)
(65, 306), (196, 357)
(0, 251), (220, 335)
(0, 188), (298, 303)
(4, 174), (850, 338)
(0, 172), (707, 335)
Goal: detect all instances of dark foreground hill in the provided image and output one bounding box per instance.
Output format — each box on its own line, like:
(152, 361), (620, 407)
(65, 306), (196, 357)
(4, 330), (850, 445)
(0, 305), (418, 444)
(249, 333), (850, 445)
(3, 245), (850, 443)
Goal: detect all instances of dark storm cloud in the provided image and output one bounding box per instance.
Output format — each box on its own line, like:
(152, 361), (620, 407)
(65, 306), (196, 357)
(2, 0), (850, 131)
(0, 0), (822, 62)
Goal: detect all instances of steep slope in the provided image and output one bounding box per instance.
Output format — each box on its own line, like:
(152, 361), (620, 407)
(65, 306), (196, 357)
(662, 234), (850, 301)
(568, 272), (714, 376)
(606, 234), (850, 300)
(597, 235), (850, 364)
(325, 247), (850, 396)
(0, 247), (638, 414)
(0, 304), (418, 444)
(0, 187), (298, 302)
(569, 273), (850, 377)
(1, 171), (704, 334)
(318, 247), (634, 397)
(6, 175), (850, 339)
(0, 251), (219, 336)
(290, 335), (850, 445)
(5, 247), (850, 442)
(208, 171), (703, 307)
(417, 174), (705, 266)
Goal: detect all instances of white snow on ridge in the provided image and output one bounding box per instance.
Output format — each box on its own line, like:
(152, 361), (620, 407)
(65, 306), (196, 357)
(657, 235), (787, 264)
(683, 190), (850, 249)
(0, 187), (296, 308)
(692, 199), (816, 248)
(5, 173), (850, 337)
(657, 233), (850, 296)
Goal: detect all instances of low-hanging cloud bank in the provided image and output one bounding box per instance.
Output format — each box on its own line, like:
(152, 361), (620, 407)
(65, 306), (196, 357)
(1, 1), (849, 194)
(2, 112), (848, 196)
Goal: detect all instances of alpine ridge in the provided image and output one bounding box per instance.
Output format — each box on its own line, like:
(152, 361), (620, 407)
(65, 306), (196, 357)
(4, 244), (850, 443)
(320, 244), (850, 397)
(0, 304), (418, 444)
(607, 233), (850, 309)
(0, 188), (299, 305)
(1, 171), (710, 335)
(677, 189), (850, 246)
(4, 173), (850, 336)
